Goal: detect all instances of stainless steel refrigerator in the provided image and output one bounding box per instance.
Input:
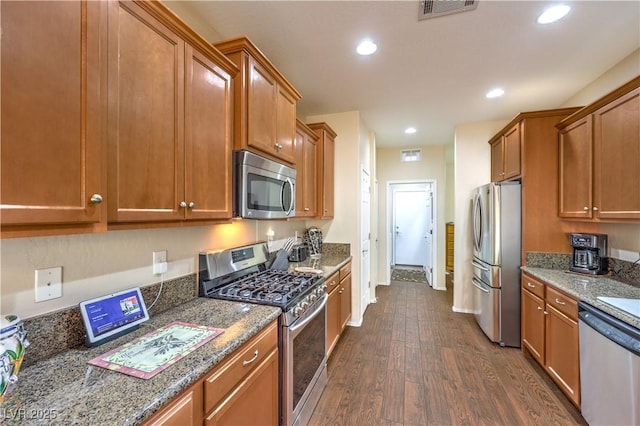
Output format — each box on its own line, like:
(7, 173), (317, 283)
(471, 182), (521, 347)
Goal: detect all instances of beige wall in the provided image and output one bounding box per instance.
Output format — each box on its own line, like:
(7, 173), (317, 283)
(306, 111), (367, 325)
(0, 220), (308, 319)
(452, 120), (508, 313)
(376, 145), (448, 290)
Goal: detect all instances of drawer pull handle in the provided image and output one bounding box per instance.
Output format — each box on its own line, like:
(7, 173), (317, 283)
(555, 298), (566, 305)
(243, 350), (259, 366)
(527, 282), (535, 288)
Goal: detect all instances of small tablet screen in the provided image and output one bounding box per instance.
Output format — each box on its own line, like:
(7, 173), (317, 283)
(80, 288), (149, 346)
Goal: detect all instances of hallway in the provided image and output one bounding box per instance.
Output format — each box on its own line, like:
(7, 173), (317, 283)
(309, 281), (586, 425)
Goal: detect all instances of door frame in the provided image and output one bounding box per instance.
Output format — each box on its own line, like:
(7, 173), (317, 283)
(386, 180), (437, 286)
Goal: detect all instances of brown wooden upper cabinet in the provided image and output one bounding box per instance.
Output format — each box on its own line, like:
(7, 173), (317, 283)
(107, 0), (237, 224)
(294, 120), (319, 218)
(307, 123), (337, 219)
(490, 123), (521, 182)
(214, 37), (301, 165)
(558, 77), (640, 221)
(1, 0), (108, 237)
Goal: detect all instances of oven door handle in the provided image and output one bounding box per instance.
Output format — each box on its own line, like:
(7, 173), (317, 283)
(283, 177), (294, 216)
(290, 293), (328, 334)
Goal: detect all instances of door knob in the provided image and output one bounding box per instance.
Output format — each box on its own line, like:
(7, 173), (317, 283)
(89, 194), (103, 204)
(179, 201), (187, 208)
(188, 202), (195, 208)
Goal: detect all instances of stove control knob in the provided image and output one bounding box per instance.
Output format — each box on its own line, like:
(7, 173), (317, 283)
(293, 305), (304, 317)
(309, 293), (318, 303)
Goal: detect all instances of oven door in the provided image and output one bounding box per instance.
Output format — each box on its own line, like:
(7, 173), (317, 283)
(282, 294), (328, 426)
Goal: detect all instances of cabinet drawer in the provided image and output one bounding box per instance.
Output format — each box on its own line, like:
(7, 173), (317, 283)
(521, 274), (545, 299)
(204, 321), (277, 413)
(339, 261), (352, 280)
(326, 272), (340, 295)
(546, 286), (578, 321)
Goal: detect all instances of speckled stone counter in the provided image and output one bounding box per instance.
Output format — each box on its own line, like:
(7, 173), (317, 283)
(287, 252), (352, 278)
(1, 298), (280, 425)
(522, 266), (640, 329)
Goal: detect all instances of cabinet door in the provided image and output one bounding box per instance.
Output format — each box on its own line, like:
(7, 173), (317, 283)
(184, 45), (233, 220)
(326, 286), (340, 358)
(145, 385), (203, 426)
(593, 87), (640, 220)
(205, 349), (279, 426)
(321, 132), (335, 218)
(545, 304), (580, 407)
(275, 87), (297, 164)
(339, 273), (352, 333)
(559, 116), (593, 218)
(490, 138), (504, 182)
(503, 123), (521, 179)
(1, 0), (105, 227)
(247, 57), (277, 157)
(294, 126), (317, 217)
(108, 0), (185, 222)
(521, 289), (545, 365)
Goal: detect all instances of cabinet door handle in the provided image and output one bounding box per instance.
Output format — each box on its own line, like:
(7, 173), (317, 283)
(544, 311), (549, 315)
(90, 194), (103, 204)
(304, 207), (310, 211)
(555, 298), (566, 305)
(179, 201), (187, 208)
(242, 349), (259, 367)
(188, 202), (195, 209)
(537, 306), (543, 311)
(527, 282), (536, 288)
(592, 206), (598, 211)
(583, 206), (589, 211)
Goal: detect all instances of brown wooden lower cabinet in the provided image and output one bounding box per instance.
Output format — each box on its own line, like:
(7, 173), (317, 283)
(143, 320), (278, 426)
(521, 273), (580, 408)
(326, 260), (352, 358)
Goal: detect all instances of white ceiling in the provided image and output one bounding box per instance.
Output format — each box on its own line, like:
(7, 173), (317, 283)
(174, 1), (639, 147)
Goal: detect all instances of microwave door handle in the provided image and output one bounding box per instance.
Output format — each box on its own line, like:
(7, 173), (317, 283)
(283, 177), (294, 216)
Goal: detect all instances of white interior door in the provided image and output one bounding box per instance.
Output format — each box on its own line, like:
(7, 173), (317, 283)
(361, 169), (371, 310)
(393, 190), (428, 266)
(424, 190), (434, 285)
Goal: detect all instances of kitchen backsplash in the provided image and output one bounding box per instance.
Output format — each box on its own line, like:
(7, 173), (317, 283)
(21, 242), (351, 368)
(526, 252), (640, 288)
(21, 274), (198, 368)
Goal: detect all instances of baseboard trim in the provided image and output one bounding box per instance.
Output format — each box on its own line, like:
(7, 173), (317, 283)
(452, 306), (475, 314)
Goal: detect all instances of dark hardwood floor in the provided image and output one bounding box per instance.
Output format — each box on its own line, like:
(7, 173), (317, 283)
(309, 278), (586, 426)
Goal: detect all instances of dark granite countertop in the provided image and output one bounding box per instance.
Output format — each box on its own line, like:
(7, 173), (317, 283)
(287, 252), (352, 277)
(1, 298), (281, 425)
(521, 266), (640, 329)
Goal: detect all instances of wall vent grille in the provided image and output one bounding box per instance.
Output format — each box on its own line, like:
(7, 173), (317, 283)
(419, 0), (478, 21)
(400, 149), (422, 162)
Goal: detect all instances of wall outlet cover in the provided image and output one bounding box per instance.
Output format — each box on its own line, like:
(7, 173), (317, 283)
(35, 267), (62, 302)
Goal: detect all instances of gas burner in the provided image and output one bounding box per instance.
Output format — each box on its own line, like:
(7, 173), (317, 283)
(210, 269), (321, 309)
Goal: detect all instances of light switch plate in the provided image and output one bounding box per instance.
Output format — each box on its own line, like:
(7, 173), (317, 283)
(35, 267), (62, 302)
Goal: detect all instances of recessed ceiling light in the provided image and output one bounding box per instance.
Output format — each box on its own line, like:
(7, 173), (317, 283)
(405, 127), (417, 134)
(486, 88), (505, 99)
(537, 5), (571, 24)
(356, 39), (377, 56)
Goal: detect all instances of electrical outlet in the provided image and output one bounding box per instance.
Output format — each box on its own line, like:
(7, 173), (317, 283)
(153, 250), (168, 274)
(35, 267), (62, 302)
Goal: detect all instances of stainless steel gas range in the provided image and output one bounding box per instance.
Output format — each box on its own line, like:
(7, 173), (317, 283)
(199, 242), (327, 426)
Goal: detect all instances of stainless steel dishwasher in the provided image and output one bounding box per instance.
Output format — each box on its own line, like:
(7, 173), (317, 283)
(578, 302), (640, 426)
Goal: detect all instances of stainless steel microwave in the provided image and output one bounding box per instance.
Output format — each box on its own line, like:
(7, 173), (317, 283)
(234, 150), (296, 219)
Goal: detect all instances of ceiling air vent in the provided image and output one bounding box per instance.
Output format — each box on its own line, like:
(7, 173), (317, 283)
(418, 0), (478, 21)
(400, 149), (422, 162)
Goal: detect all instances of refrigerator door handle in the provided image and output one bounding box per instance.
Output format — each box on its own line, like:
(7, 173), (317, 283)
(472, 277), (490, 293)
(471, 261), (489, 272)
(472, 193), (482, 253)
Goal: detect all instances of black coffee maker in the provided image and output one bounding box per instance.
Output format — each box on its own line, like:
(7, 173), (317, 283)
(569, 233), (609, 275)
